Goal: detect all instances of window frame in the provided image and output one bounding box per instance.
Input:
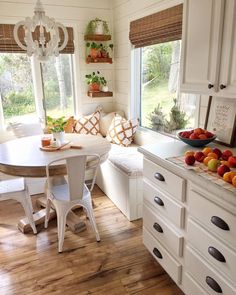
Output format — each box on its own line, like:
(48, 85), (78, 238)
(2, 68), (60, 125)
(132, 45), (200, 137)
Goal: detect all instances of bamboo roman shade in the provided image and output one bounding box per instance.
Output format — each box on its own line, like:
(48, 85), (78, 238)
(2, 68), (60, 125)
(0, 24), (74, 54)
(129, 4), (183, 48)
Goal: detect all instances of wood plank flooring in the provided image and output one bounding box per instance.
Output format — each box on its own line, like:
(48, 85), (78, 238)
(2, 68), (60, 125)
(0, 185), (184, 295)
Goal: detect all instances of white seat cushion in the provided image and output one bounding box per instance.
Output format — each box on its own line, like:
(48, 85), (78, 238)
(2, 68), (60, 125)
(0, 178), (25, 194)
(108, 144), (143, 177)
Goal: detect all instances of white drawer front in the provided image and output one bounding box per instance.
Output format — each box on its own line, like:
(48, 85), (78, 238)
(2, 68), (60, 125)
(183, 272), (209, 295)
(186, 246), (236, 295)
(143, 227), (182, 285)
(189, 188), (236, 248)
(144, 158), (185, 201)
(187, 218), (236, 282)
(143, 180), (185, 228)
(143, 204), (184, 257)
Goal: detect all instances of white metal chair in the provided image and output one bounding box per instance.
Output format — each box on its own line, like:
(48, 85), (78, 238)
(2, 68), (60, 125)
(44, 154), (101, 253)
(0, 178), (37, 234)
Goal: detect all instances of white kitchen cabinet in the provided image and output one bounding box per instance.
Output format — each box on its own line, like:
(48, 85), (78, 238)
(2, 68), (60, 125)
(180, 0), (236, 98)
(138, 141), (236, 294)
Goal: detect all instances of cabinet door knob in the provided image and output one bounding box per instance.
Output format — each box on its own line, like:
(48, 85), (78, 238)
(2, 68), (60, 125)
(153, 222), (163, 233)
(154, 172), (165, 182)
(206, 276), (222, 293)
(220, 84), (226, 89)
(208, 83), (214, 89)
(153, 247), (163, 259)
(211, 216), (230, 231)
(208, 246), (226, 263)
(154, 196), (164, 206)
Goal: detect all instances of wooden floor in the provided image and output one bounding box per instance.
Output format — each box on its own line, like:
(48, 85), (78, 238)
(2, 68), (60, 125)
(0, 185), (184, 295)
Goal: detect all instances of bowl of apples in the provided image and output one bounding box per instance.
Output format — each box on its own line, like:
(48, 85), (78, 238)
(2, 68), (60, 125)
(177, 128), (216, 147)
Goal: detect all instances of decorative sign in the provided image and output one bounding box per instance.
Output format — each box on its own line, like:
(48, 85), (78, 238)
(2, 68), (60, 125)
(205, 97), (236, 146)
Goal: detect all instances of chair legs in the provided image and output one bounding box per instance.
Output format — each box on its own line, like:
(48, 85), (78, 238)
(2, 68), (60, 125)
(57, 208), (67, 253)
(44, 198), (51, 229)
(85, 200), (100, 242)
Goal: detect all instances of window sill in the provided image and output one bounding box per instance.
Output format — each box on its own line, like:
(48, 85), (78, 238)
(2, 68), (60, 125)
(134, 126), (180, 146)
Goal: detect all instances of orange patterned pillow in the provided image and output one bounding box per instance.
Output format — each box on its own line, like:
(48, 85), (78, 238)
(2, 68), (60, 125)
(106, 114), (139, 146)
(64, 116), (76, 133)
(74, 111), (101, 135)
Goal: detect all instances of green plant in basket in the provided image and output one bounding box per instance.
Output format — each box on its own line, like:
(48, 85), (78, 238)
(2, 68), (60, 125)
(47, 116), (67, 133)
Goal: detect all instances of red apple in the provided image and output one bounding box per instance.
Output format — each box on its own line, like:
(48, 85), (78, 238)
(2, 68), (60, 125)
(217, 164), (231, 177)
(222, 150), (233, 161)
(185, 155), (196, 166)
(189, 133), (199, 140)
(194, 151), (205, 162)
(194, 128), (204, 135)
(181, 131), (191, 138)
(199, 134), (207, 140)
(212, 148), (222, 159)
(228, 156), (236, 168)
(205, 131), (214, 138)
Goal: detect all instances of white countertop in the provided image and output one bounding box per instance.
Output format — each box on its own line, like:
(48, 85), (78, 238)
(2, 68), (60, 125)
(138, 140), (236, 212)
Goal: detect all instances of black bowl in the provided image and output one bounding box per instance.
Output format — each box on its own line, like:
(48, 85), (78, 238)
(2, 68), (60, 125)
(177, 132), (216, 147)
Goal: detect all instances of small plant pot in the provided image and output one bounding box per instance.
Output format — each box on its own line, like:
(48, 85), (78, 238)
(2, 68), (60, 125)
(101, 85), (109, 92)
(90, 48), (98, 59)
(89, 83), (100, 92)
(52, 131), (65, 145)
(94, 21), (104, 34)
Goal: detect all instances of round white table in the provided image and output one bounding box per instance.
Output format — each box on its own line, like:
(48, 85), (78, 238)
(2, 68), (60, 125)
(0, 134), (111, 177)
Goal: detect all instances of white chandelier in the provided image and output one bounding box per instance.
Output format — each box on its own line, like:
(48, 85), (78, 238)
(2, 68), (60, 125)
(13, 0), (68, 62)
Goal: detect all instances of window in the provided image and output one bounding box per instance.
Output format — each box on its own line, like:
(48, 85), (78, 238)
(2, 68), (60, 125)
(130, 4), (199, 136)
(139, 41), (199, 135)
(0, 24), (75, 128)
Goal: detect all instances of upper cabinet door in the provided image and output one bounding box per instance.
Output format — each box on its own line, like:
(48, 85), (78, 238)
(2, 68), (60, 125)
(180, 0), (225, 94)
(218, 0), (236, 97)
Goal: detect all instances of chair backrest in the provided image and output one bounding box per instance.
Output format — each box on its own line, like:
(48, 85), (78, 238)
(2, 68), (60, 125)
(46, 154), (100, 201)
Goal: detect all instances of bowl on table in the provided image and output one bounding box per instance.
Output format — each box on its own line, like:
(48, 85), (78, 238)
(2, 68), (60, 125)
(177, 129), (216, 147)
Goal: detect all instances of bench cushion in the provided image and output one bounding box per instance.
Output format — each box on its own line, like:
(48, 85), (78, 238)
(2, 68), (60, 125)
(108, 144), (143, 177)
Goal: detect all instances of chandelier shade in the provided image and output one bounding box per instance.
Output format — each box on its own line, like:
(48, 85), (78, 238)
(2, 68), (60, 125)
(13, 0), (68, 62)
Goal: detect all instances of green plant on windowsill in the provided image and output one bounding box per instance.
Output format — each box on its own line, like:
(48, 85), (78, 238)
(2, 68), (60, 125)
(86, 18), (110, 35)
(46, 116), (67, 133)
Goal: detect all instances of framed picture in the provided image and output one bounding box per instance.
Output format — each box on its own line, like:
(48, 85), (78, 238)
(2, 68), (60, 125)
(205, 96), (236, 147)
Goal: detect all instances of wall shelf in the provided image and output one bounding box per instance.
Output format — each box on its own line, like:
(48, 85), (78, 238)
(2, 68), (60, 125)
(84, 34), (111, 41)
(87, 91), (113, 98)
(86, 57), (112, 64)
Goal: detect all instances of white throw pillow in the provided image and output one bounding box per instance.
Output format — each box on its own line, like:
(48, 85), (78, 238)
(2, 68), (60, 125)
(99, 110), (125, 137)
(74, 110), (101, 135)
(106, 114), (139, 146)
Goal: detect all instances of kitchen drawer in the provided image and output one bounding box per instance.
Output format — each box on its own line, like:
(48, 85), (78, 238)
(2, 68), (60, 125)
(183, 272), (209, 295)
(144, 180), (185, 228)
(143, 204), (184, 257)
(187, 218), (236, 282)
(143, 227), (182, 285)
(189, 188), (236, 248)
(143, 158), (185, 201)
(186, 246), (236, 295)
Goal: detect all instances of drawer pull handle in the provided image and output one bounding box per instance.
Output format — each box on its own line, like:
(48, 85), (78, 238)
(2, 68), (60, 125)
(208, 83), (214, 89)
(153, 222), (163, 233)
(154, 196), (164, 206)
(153, 247), (163, 259)
(220, 84), (226, 89)
(206, 276), (222, 293)
(154, 172), (165, 182)
(208, 246), (226, 263)
(211, 216), (230, 231)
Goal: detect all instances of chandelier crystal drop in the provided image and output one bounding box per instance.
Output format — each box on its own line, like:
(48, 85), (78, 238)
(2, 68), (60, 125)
(13, 0), (68, 62)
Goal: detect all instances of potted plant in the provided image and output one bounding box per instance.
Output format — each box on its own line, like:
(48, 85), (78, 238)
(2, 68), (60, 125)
(47, 116), (67, 143)
(86, 18), (110, 35)
(99, 43), (113, 58)
(100, 76), (108, 92)
(86, 42), (101, 59)
(85, 71), (107, 92)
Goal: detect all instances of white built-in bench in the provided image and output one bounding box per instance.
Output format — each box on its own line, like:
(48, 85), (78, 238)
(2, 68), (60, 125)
(96, 143), (143, 221)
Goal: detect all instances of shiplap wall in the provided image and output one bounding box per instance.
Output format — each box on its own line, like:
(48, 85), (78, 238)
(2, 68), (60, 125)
(0, 0), (114, 116)
(112, 0), (209, 132)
